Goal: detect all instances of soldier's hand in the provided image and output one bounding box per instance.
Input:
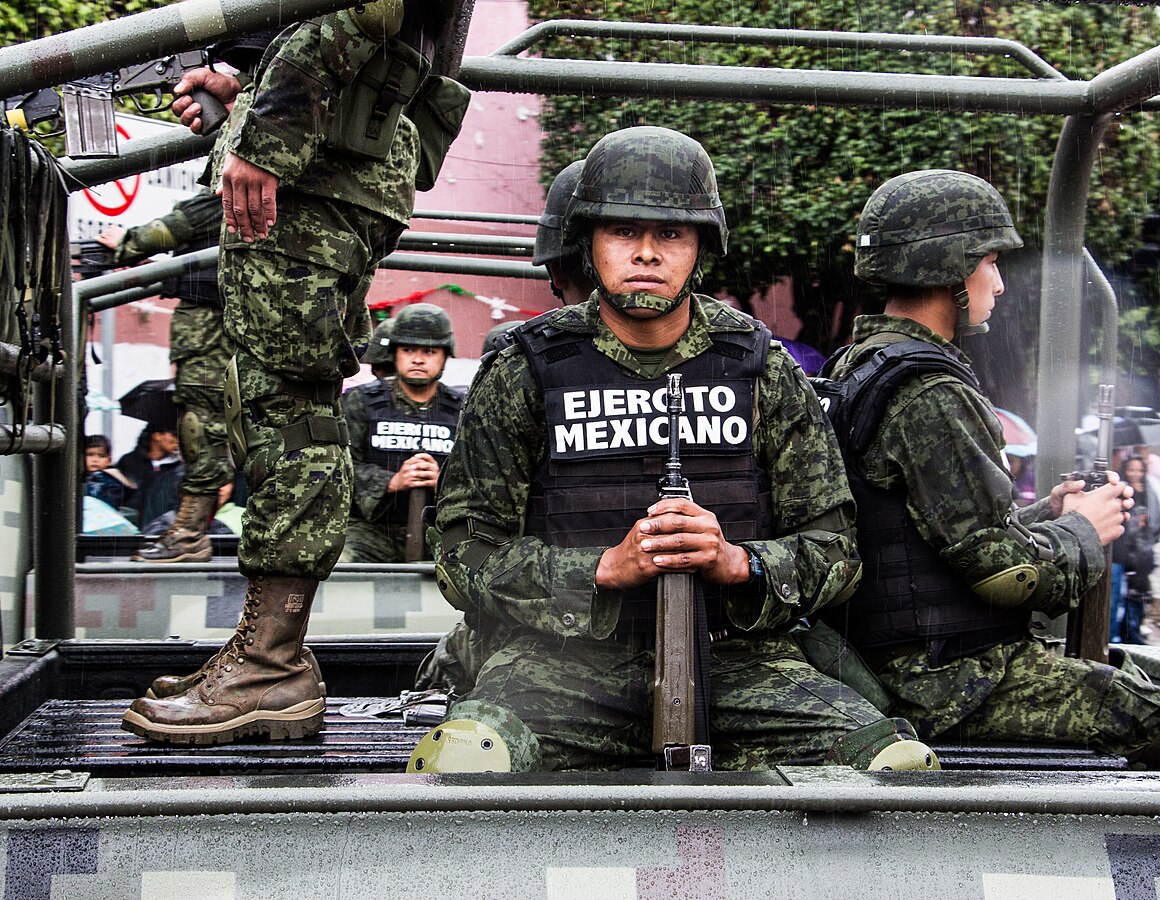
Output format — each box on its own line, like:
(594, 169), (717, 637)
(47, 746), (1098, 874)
(389, 453), (440, 491)
(1063, 480), (1133, 546)
(220, 153), (278, 242)
(596, 497), (749, 590)
(96, 226), (125, 250)
(173, 67), (241, 133)
(1048, 477), (1090, 518)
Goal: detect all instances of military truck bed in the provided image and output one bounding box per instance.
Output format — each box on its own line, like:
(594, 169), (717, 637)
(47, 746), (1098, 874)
(0, 636), (1134, 778)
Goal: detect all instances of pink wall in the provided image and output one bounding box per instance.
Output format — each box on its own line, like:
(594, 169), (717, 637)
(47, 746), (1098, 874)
(368, 1), (553, 358)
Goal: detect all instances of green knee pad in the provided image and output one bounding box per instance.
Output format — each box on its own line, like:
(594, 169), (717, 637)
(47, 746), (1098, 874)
(826, 718), (941, 771)
(178, 409), (203, 462)
(407, 700), (541, 773)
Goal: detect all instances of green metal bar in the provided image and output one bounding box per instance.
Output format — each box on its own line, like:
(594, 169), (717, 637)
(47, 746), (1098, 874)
(379, 252), (547, 280)
(414, 210), (540, 227)
(458, 56), (1148, 115)
(399, 232), (534, 257)
(60, 130), (215, 188)
(1036, 113), (1116, 501)
(493, 20), (1067, 82)
(7, 770), (1160, 820)
(0, 0), (358, 97)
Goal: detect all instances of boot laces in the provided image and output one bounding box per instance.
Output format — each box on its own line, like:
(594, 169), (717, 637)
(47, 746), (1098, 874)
(204, 581), (263, 685)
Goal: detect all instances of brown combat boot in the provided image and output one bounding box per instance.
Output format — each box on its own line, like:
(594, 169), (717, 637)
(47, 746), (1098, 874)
(146, 646), (326, 700)
(131, 492), (217, 563)
(121, 575), (325, 744)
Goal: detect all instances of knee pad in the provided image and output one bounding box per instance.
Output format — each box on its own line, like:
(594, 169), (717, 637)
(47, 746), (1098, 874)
(224, 355), (248, 468)
(826, 718), (941, 771)
(407, 700), (541, 773)
(407, 719), (513, 774)
(178, 409), (204, 462)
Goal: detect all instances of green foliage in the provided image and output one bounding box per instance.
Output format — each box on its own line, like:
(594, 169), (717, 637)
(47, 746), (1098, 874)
(527, 0), (1160, 361)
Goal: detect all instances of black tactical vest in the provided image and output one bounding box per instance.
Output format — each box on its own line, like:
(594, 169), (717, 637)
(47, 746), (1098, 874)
(358, 378), (462, 472)
(815, 340), (1028, 661)
(516, 320), (775, 630)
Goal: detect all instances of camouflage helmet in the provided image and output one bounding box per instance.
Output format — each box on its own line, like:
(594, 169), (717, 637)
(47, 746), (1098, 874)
(564, 126), (728, 257)
(361, 317), (395, 366)
(390, 302), (455, 356)
(531, 160), (585, 267)
(481, 320), (522, 355)
(855, 169), (1023, 287)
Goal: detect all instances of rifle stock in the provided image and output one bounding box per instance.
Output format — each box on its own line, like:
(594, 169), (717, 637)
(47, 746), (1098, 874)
(405, 487), (430, 562)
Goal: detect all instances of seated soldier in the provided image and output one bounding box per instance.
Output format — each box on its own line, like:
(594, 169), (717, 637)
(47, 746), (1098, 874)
(822, 169), (1160, 765)
(410, 126), (938, 774)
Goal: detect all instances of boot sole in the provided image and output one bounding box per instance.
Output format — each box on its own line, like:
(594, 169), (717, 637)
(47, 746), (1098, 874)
(120, 698), (326, 745)
(130, 549), (213, 563)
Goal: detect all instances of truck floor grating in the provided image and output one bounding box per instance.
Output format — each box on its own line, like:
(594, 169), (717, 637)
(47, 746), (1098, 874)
(0, 699), (1129, 776)
(0, 699), (428, 776)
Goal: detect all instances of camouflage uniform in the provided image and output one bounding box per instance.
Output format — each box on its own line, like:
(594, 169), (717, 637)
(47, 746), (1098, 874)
(215, 13), (419, 580)
(432, 296), (891, 771)
(113, 190), (234, 499)
(341, 377), (463, 563)
(830, 314), (1160, 760)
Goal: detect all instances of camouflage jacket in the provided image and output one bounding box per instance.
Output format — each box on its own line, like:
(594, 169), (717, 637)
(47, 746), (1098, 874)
(344, 376), (460, 523)
(113, 189), (222, 265)
(216, 12), (418, 221)
(831, 314), (1104, 620)
(432, 295), (860, 640)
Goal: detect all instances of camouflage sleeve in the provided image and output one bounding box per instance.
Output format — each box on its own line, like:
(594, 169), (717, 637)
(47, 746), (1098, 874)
(869, 377), (1103, 618)
(728, 346), (860, 632)
(342, 387), (395, 522)
(432, 348), (619, 640)
(227, 15), (384, 183)
(115, 190), (224, 265)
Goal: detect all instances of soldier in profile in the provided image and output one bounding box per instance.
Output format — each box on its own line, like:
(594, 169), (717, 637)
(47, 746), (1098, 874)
(822, 169), (1160, 764)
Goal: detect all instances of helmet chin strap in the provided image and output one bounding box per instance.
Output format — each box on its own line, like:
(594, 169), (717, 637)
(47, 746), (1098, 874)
(953, 281), (988, 339)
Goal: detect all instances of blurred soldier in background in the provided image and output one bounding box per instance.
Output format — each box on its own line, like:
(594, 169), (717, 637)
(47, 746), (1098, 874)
(341, 303), (463, 563)
(91, 189), (236, 562)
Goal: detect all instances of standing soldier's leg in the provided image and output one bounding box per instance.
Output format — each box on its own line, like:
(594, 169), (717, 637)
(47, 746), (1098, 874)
(123, 199), (389, 743)
(135, 304), (235, 564)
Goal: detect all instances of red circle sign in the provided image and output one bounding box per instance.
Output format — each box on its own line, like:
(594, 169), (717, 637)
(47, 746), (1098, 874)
(82, 123), (140, 216)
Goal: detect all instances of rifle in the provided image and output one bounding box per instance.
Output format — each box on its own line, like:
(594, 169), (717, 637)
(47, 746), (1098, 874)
(405, 487), (429, 562)
(652, 372), (712, 772)
(2, 50), (238, 158)
(1063, 382), (1113, 664)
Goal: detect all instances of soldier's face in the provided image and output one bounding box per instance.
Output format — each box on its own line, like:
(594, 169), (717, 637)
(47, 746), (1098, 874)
(590, 219), (700, 310)
(965, 252), (1005, 326)
(395, 345), (447, 383)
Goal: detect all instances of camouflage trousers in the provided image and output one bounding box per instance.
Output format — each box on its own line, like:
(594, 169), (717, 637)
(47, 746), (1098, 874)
(877, 637), (1160, 763)
(219, 193), (405, 580)
(170, 302), (234, 497)
(339, 515), (407, 564)
(449, 629), (887, 771)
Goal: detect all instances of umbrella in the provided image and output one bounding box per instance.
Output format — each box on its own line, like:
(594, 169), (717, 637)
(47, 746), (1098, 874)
(994, 407), (1037, 457)
(81, 495), (139, 536)
(118, 378), (177, 433)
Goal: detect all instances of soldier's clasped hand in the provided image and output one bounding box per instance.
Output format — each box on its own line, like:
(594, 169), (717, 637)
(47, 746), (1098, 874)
(596, 497), (750, 590)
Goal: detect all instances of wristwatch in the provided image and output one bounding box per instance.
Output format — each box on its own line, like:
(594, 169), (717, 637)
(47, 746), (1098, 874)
(746, 546), (765, 584)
